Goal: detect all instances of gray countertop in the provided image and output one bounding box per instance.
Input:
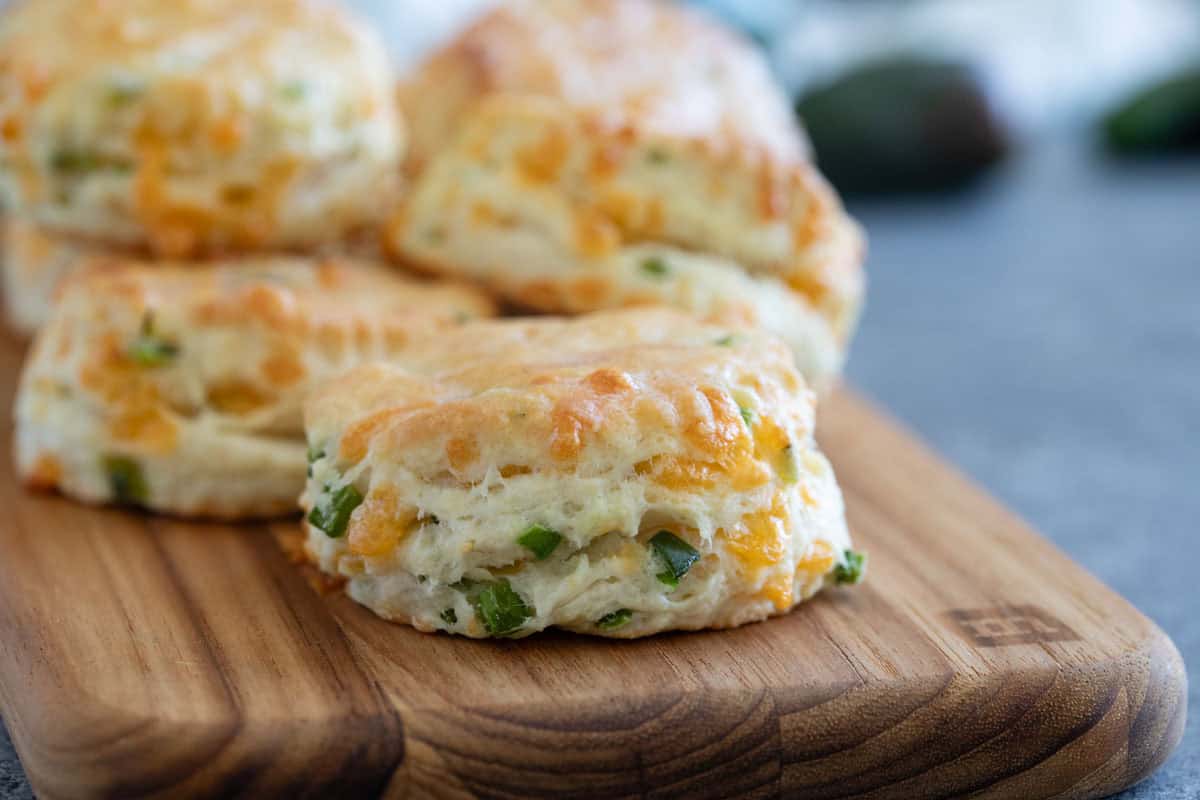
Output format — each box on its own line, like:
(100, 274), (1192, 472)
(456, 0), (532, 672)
(1, 137), (1195, 797)
(841, 138), (1198, 798)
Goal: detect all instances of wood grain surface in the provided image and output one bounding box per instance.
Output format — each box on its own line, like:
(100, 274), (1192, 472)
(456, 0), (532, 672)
(0, 334), (1185, 799)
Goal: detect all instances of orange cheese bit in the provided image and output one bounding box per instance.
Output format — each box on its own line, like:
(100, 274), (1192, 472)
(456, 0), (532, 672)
(238, 283), (299, 328)
(347, 485), (417, 558)
(642, 197), (666, 237)
(756, 170), (789, 221)
(795, 540), (837, 576)
(547, 368), (634, 461)
(568, 276), (612, 307)
(635, 455), (721, 492)
(79, 334), (180, 452)
(800, 484), (819, 508)
(751, 414), (788, 459)
(721, 495), (796, 611)
(513, 279), (567, 310)
(588, 144), (625, 181)
(108, 401), (178, 452)
(684, 385), (747, 459)
(515, 127), (569, 184)
(339, 407), (401, 465)
(446, 436), (479, 473)
(786, 270), (831, 312)
(203, 380), (270, 416)
(208, 116), (245, 154)
(469, 201), (500, 227)
(1, 114), (22, 144)
(751, 414), (800, 483)
(584, 368), (635, 396)
(548, 404), (591, 462)
(499, 464), (532, 478)
(573, 207), (621, 259)
(636, 452), (769, 493)
(132, 138), (209, 257)
(595, 189), (640, 230)
(760, 573), (794, 612)
(260, 348), (306, 387)
(722, 494), (790, 572)
(18, 62), (51, 102)
(639, 386), (780, 493)
(790, 185), (834, 250)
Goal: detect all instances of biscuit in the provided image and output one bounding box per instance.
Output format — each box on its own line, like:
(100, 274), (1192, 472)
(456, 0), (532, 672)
(398, 0), (809, 176)
(303, 309), (860, 638)
(15, 255), (495, 517)
(391, 95), (864, 389)
(0, 0), (402, 256)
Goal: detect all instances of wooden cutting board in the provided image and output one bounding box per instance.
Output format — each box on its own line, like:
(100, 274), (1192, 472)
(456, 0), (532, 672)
(0, 334), (1185, 800)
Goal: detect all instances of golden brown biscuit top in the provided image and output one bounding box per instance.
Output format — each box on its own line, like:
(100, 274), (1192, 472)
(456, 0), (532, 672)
(0, 0), (396, 169)
(392, 92), (863, 340)
(307, 310), (814, 482)
(400, 0), (807, 173)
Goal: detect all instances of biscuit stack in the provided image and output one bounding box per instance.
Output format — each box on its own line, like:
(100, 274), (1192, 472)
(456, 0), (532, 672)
(3, 0), (866, 638)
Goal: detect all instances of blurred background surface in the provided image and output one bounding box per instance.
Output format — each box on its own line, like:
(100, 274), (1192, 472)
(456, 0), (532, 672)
(3, 1), (1198, 797)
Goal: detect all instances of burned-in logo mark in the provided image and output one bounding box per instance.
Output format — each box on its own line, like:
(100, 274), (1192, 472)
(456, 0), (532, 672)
(947, 605), (1080, 647)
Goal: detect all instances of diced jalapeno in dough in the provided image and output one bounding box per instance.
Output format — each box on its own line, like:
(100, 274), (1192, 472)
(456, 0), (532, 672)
(471, 580), (532, 636)
(517, 523), (562, 560)
(308, 484), (363, 538)
(128, 313), (179, 368)
(50, 149), (131, 174)
(279, 80), (309, 101)
(650, 530), (700, 588)
(596, 609), (633, 630)
(103, 455), (147, 506)
(640, 256), (669, 278)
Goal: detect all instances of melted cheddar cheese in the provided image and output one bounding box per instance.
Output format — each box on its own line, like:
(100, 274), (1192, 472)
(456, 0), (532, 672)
(108, 401), (178, 451)
(722, 494), (789, 571)
(720, 494), (798, 611)
(795, 540), (837, 576)
(719, 479), (841, 609)
(515, 128), (569, 185)
(635, 453), (768, 492)
(206, 380), (272, 416)
(638, 388), (797, 493)
(260, 348), (306, 387)
(751, 414), (798, 484)
(573, 208), (621, 259)
(347, 485), (417, 557)
(79, 334), (179, 451)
